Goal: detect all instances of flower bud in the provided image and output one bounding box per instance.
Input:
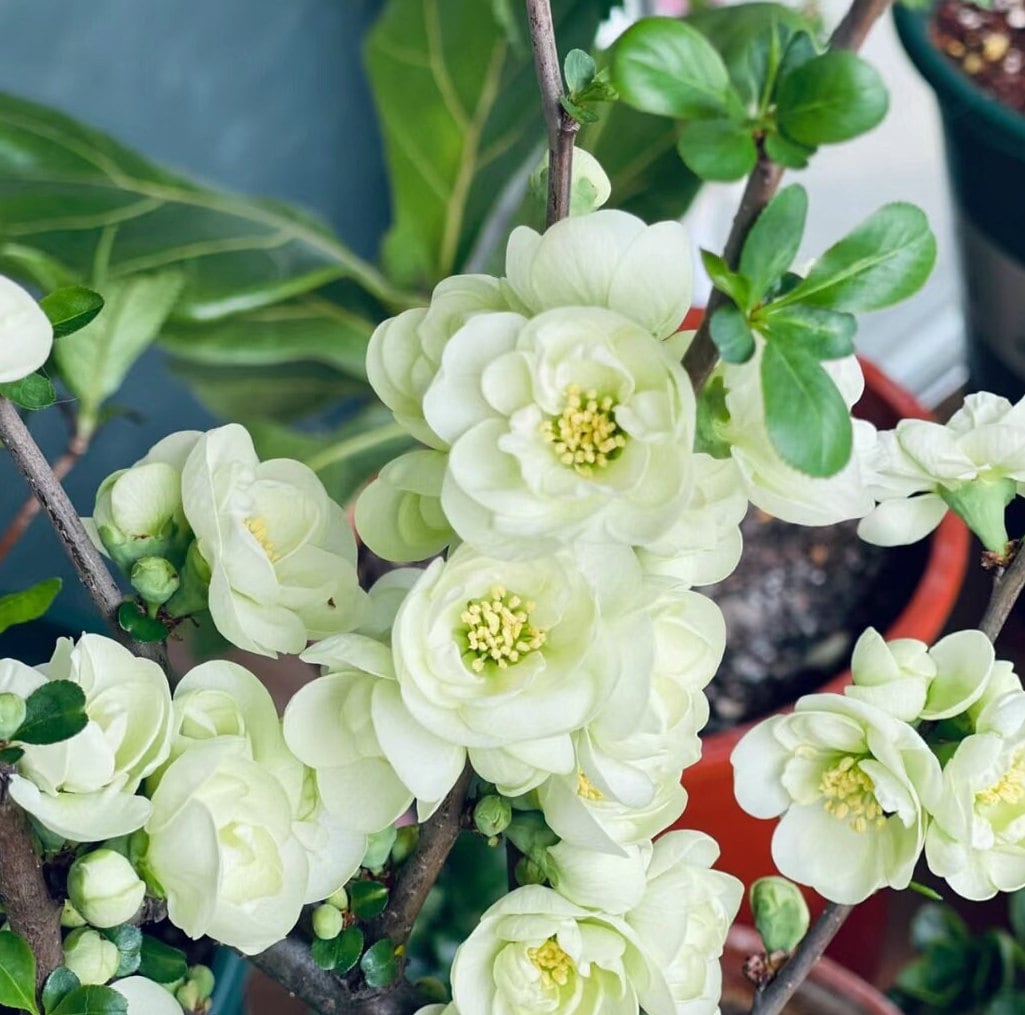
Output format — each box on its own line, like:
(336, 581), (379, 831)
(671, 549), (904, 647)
(514, 856), (547, 886)
(0, 692), (25, 740)
(188, 964), (215, 1001)
(176, 980), (211, 1013)
(362, 826), (397, 874)
(391, 826), (419, 866)
(60, 899), (87, 929)
(474, 795), (512, 838)
(63, 927), (120, 985)
(313, 903), (344, 940)
(164, 541), (212, 619)
(67, 848), (146, 928)
(325, 886), (349, 912)
(750, 876), (810, 954)
(130, 556), (180, 606)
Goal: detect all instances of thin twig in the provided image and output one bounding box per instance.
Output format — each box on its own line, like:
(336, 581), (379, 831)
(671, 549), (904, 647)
(980, 545), (1025, 642)
(829, 0), (894, 52)
(526, 0), (578, 225)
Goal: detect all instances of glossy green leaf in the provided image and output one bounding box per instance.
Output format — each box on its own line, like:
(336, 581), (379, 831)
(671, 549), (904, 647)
(49, 985), (127, 1015)
(360, 939), (399, 988)
(740, 185), (807, 303)
(757, 304), (856, 360)
(0, 746), (25, 764)
(0, 92), (407, 321)
(761, 341), (851, 477)
(781, 203), (936, 312)
(39, 287), (104, 339)
(676, 117), (757, 181)
(101, 926), (141, 979)
(15, 680), (87, 746)
(613, 18), (735, 120)
(116, 603), (168, 644)
(42, 968), (80, 1015)
(565, 48), (597, 93)
(136, 936), (187, 985)
(709, 304), (755, 363)
(349, 880), (389, 920)
(0, 578), (62, 636)
(764, 130), (815, 169)
(700, 250), (751, 309)
(776, 50), (888, 146)
(0, 931), (39, 1014)
(366, 0), (611, 286)
(311, 927), (363, 975)
(0, 373), (56, 411)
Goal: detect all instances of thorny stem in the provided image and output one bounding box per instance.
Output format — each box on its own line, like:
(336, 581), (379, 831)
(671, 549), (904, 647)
(526, 0), (579, 226)
(682, 0), (896, 392)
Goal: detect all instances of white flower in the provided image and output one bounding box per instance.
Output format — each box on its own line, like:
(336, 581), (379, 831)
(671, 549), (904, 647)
(425, 306), (696, 555)
(450, 884), (676, 1015)
(859, 392), (1025, 551)
(926, 691), (1025, 900)
(504, 210), (693, 340)
(180, 423), (366, 656)
(731, 693), (941, 903)
(67, 849), (145, 928)
(0, 274), (53, 383)
(111, 976), (183, 1015)
(63, 928), (119, 985)
(8, 635), (173, 841)
(143, 738), (309, 955)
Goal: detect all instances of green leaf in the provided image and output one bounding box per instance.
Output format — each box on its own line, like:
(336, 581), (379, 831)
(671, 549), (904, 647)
(761, 341), (852, 477)
(700, 250), (751, 309)
(0, 746), (25, 764)
(136, 936), (187, 985)
(675, 117), (757, 181)
(311, 927), (364, 975)
(709, 304), (755, 363)
(564, 48), (597, 93)
(764, 130), (815, 169)
(612, 17), (735, 119)
(0, 373), (56, 411)
(116, 602), (168, 644)
(14, 680), (87, 746)
(49, 985), (127, 1015)
(757, 304), (856, 360)
(0, 578), (62, 636)
(0, 931), (39, 1014)
(38, 287), (104, 339)
(0, 92), (408, 321)
(349, 880), (389, 920)
(781, 203), (937, 313)
(987, 991), (1025, 1015)
(360, 939), (399, 989)
(910, 904), (967, 952)
(42, 968), (80, 1015)
(776, 50), (888, 146)
(740, 184), (807, 303)
(53, 272), (184, 430)
(100, 926), (141, 979)
(365, 0), (611, 286)
(695, 375), (732, 459)
(1010, 888), (1025, 943)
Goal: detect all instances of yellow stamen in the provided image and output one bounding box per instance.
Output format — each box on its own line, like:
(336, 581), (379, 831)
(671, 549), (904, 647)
(527, 937), (574, 990)
(540, 385), (626, 477)
(819, 756), (886, 833)
(244, 516), (280, 562)
(576, 771), (604, 801)
(977, 749), (1025, 807)
(461, 585), (546, 673)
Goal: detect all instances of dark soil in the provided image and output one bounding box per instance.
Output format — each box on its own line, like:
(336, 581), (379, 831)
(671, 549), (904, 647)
(933, 0), (1025, 111)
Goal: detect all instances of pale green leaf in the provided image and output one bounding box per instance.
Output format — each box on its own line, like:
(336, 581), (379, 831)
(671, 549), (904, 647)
(0, 578), (62, 636)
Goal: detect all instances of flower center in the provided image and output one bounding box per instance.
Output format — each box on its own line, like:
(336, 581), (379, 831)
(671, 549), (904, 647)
(576, 770), (604, 801)
(819, 756), (885, 833)
(977, 749), (1025, 807)
(541, 385), (626, 477)
(461, 586), (546, 674)
(527, 937), (574, 990)
(244, 516), (280, 562)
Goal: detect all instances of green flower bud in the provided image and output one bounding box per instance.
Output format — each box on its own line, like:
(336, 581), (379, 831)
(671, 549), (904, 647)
(414, 977), (449, 1004)
(939, 477), (1016, 555)
(474, 795), (512, 838)
(164, 541), (212, 619)
(514, 856), (547, 886)
(176, 980), (202, 1012)
(325, 886), (349, 912)
(750, 876), (810, 954)
(0, 692), (25, 740)
(390, 826), (419, 866)
(63, 927), (120, 985)
(362, 826), (397, 874)
(60, 899), (87, 929)
(188, 964), (216, 1001)
(130, 556), (180, 606)
(67, 848), (146, 928)
(312, 903), (344, 941)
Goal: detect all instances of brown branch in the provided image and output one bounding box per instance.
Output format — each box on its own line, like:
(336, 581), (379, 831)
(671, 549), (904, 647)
(0, 768), (63, 990)
(980, 543), (1025, 642)
(526, 0), (579, 226)
(829, 0), (894, 52)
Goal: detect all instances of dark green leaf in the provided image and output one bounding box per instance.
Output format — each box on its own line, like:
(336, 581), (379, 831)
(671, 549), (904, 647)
(360, 939), (399, 988)
(757, 304), (856, 360)
(612, 17), (734, 119)
(700, 250), (751, 309)
(0, 931), (39, 1014)
(560, 97), (600, 124)
(764, 130), (815, 169)
(0, 746), (24, 764)
(709, 304), (755, 363)
(49, 985), (127, 1015)
(740, 185), (807, 303)
(116, 602), (168, 644)
(895, 949), (966, 1007)
(311, 927), (363, 975)
(15, 680), (87, 746)
(0, 373), (56, 411)
(349, 880), (389, 920)
(101, 926), (141, 979)
(910, 904), (968, 952)
(1010, 888), (1025, 942)
(776, 50), (888, 146)
(137, 936), (187, 985)
(987, 991), (1025, 1015)
(0, 578), (62, 636)
(761, 342), (852, 477)
(42, 968), (80, 1015)
(39, 287), (103, 339)
(676, 117), (757, 181)
(564, 49), (596, 93)
(781, 203), (936, 312)
(695, 376), (733, 459)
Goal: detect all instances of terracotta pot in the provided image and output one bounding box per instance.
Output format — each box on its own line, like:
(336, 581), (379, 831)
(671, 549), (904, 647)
(671, 356), (971, 979)
(722, 926), (902, 1015)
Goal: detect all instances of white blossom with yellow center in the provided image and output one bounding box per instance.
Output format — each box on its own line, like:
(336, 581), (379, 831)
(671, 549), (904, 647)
(732, 691), (941, 904)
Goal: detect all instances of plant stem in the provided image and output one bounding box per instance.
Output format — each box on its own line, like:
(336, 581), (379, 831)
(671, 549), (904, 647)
(980, 544), (1025, 642)
(526, 0), (578, 226)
